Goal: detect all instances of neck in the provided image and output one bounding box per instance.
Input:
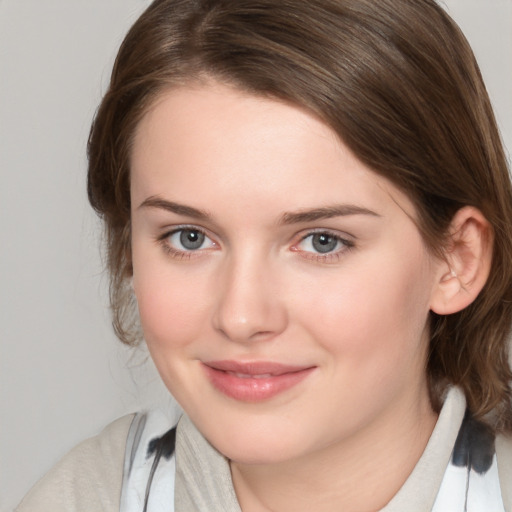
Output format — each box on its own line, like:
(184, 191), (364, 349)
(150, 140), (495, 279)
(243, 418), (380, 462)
(230, 386), (437, 512)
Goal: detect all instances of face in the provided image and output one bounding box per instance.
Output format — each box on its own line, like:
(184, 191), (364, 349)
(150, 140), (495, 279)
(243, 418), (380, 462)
(130, 82), (443, 465)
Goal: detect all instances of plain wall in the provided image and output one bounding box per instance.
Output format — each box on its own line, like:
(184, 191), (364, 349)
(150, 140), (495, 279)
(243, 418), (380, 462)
(0, 1), (510, 510)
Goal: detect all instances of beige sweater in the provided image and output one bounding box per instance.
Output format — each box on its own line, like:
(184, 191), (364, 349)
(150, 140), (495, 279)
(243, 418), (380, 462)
(16, 391), (512, 512)
(16, 415), (133, 512)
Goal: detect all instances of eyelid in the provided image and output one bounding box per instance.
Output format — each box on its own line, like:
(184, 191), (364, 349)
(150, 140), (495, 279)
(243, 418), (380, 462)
(295, 227), (355, 244)
(157, 224), (219, 259)
(290, 228), (355, 262)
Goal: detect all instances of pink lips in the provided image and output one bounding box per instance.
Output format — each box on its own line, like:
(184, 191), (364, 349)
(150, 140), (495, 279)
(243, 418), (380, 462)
(202, 360), (315, 402)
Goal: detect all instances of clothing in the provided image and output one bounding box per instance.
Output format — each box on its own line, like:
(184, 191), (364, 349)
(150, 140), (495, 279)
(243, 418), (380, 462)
(16, 388), (512, 512)
(16, 415), (133, 512)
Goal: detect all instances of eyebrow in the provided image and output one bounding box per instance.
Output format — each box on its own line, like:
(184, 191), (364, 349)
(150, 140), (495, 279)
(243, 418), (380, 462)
(138, 196), (210, 220)
(279, 205), (380, 224)
(139, 196), (380, 224)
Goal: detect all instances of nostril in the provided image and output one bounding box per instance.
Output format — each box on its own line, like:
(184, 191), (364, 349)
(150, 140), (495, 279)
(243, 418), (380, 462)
(248, 330), (275, 342)
(212, 306), (287, 344)
(211, 263), (288, 343)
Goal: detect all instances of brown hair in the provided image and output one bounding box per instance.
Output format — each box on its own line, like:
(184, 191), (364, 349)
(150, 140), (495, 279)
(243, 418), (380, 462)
(87, 0), (512, 430)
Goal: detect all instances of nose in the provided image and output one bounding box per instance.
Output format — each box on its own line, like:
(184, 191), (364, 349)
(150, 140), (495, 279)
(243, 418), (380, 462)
(212, 252), (288, 343)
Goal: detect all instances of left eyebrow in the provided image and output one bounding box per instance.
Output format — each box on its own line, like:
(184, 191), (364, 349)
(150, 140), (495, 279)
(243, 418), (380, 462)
(279, 205), (381, 225)
(138, 196), (211, 220)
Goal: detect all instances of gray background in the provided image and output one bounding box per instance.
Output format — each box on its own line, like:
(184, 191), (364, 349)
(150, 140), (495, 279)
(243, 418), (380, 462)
(1, 1), (511, 510)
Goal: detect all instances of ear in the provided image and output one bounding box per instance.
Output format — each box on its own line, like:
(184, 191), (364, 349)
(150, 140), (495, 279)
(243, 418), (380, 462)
(430, 206), (493, 315)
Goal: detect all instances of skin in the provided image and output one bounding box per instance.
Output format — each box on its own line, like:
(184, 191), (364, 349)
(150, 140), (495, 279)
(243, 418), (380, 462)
(130, 82), (444, 511)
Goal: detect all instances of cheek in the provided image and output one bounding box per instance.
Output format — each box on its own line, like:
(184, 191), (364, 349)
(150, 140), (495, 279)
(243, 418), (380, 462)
(132, 255), (211, 353)
(137, 287), (195, 345)
(292, 244), (434, 365)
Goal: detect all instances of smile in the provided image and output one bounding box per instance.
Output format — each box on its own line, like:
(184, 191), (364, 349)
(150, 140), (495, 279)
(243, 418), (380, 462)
(202, 360), (316, 402)
(228, 372), (274, 379)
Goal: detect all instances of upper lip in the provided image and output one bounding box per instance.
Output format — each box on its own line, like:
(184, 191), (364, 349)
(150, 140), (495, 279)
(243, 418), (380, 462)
(203, 360), (314, 376)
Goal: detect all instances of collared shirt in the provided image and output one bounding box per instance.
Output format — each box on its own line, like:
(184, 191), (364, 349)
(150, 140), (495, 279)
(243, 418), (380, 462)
(120, 387), (507, 512)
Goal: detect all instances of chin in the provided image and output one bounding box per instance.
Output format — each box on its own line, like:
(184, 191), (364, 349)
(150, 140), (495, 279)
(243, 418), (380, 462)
(198, 415), (311, 465)
(219, 440), (299, 466)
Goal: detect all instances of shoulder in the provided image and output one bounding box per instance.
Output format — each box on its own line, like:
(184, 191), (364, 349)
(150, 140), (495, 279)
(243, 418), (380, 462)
(496, 431), (512, 511)
(16, 414), (135, 512)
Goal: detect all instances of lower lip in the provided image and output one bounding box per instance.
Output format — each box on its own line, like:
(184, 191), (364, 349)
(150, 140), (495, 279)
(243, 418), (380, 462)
(202, 365), (315, 402)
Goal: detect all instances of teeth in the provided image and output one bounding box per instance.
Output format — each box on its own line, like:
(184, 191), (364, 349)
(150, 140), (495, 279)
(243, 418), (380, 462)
(228, 371), (273, 379)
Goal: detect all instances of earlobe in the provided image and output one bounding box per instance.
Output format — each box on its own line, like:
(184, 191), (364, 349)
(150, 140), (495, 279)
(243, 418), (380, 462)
(430, 206), (493, 315)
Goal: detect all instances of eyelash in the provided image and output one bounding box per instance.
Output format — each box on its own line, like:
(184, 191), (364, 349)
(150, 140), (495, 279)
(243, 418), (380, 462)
(156, 226), (355, 263)
(292, 230), (355, 263)
(156, 226), (216, 261)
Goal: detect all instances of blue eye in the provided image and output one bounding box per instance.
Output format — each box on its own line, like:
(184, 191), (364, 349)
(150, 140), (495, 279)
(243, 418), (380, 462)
(167, 228), (215, 251)
(297, 232), (350, 254)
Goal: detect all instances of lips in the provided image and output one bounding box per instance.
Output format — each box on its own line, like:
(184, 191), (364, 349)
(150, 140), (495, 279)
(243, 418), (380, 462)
(202, 360), (315, 402)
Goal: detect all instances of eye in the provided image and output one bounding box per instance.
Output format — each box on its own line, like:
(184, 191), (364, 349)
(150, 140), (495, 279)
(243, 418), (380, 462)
(295, 231), (353, 257)
(303, 233), (339, 253)
(165, 227), (216, 252)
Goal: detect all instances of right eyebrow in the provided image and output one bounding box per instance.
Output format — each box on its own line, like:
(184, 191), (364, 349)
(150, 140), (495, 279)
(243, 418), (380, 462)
(279, 204), (381, 225)
(138, 196), (211, 220)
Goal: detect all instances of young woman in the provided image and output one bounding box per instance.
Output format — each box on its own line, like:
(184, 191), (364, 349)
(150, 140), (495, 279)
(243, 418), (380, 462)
(17, 0), (512, 510)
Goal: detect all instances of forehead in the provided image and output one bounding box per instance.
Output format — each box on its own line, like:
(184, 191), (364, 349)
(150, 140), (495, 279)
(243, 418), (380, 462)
(130, 83), (416, 221)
